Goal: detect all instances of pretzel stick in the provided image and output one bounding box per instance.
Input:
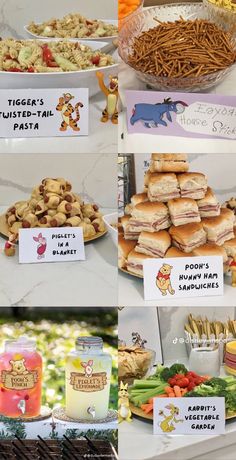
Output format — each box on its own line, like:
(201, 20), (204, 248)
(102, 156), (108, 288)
(127, 18), (236, 83)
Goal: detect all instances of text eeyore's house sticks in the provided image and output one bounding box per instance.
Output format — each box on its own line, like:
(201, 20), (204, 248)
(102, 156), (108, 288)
(126, 90), (236, 140)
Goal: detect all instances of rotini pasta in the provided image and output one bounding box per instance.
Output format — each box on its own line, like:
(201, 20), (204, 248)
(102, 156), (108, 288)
(208, 0), (236, 10)
(0, 39), (115, 73)
(27, 13), (118, 38)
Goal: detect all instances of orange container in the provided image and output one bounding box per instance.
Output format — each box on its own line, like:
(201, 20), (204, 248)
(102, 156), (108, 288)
(0, 337), (42, 418)
(119, 0), (144, 23)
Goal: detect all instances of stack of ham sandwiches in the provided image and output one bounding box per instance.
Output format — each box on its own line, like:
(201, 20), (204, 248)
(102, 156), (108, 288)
(118, 154), (236, 277)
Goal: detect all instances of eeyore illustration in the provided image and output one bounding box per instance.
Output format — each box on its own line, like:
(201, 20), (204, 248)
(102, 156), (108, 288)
(130, 98), (188, 128)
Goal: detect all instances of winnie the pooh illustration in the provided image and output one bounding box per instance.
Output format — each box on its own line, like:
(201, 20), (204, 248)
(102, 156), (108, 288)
(156, 263), (175, 296)
(10, 358), (28, 376)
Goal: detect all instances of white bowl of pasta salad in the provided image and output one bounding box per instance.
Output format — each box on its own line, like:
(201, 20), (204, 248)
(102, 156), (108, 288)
(24, 14), (118, 41)
(0, 39), (118, 95)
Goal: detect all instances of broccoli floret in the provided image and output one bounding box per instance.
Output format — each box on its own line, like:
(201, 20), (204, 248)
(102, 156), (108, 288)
(225, 392), (236, 414)
(184, 390), (202, 397)
(203, 378), (227, 391)
(169, 363), (188, 376)
(160, 367), (173, 381)
(160, 363), (187, 381)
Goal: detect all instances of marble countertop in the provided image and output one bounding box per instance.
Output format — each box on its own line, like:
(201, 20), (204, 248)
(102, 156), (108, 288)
(119, 415), (236, 460)
(0, 207), (117, 307)
(118, 59), (236, 154)
(119, 362), (236, 460)
(118, 270), (235, 307)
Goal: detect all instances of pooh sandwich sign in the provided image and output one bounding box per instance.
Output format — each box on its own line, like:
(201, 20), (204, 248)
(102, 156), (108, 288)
(143, 256), (224, 300)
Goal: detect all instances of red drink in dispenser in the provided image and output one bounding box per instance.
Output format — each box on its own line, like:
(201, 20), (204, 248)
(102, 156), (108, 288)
(0, 337), (42, 418)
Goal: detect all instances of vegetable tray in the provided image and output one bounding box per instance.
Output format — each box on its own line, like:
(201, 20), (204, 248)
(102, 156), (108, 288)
(130, 402), (236, 422)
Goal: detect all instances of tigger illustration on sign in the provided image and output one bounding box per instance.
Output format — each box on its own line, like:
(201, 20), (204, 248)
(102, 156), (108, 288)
(56, 93), (84, 132)
(96, 71), (119, 124)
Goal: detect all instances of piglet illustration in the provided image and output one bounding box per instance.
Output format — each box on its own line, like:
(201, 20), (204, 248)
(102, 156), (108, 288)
(33, 233), (47, 259)
(81, 360), (94, 378)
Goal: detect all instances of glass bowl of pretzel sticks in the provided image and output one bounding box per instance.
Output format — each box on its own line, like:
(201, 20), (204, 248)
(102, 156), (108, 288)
(119, 3), (236, 92)
(203, 0), (236, 36)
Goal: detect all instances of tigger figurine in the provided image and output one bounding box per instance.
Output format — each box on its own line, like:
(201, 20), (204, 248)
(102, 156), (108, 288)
(96, 71), (119, 124)
(56, 93), (84, 132)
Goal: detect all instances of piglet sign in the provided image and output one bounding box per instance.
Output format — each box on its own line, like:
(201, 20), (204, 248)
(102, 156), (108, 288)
(153, 397), (225, 435)
(18, 227), (85, 264)
(143, 256), (224, 300)
(126, 90), (236, 140)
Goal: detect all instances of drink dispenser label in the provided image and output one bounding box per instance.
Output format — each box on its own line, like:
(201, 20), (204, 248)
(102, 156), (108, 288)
(1, 357), (38, 390)
(69, 359), (107, 392)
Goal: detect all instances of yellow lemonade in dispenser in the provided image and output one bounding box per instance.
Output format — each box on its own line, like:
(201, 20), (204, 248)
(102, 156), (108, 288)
(65, 336), (112, 420)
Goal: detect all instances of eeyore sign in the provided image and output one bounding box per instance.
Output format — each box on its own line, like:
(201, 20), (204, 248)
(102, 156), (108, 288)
(126, 90), (236, 140)
(130, 97), (188, 128)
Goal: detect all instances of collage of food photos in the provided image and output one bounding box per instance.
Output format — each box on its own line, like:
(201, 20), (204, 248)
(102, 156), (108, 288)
(0, 0), (235, 459)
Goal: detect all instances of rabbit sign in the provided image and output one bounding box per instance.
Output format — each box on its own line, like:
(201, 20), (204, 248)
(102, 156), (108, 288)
(18, 227), (85, 264)
(153, 397), (225, 435)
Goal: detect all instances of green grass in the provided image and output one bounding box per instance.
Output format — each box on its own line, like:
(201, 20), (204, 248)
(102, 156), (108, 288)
(0, 308), (118, 410)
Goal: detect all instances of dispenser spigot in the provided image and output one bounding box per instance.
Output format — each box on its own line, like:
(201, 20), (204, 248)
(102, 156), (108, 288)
(87, 405), (96, 419)
(18, 399), (26, 415)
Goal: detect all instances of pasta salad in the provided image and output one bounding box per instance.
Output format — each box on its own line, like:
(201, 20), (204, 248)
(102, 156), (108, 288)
(0, 39), (115, 73)
(28, 13), (118, 38)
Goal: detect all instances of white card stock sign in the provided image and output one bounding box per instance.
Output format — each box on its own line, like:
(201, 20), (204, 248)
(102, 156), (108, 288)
(176, 102), (236, 139)
(153, 397), (225, 435)
(19, 227), (85, 264)
(0, 88), (88, 137)
(143, 256), (224, 300)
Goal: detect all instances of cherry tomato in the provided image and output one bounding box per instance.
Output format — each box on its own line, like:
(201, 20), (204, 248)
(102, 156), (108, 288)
(187, 382), (196, 391)
(9, 67), (23, 72)
(27, 67), (35, 73)
(177, 378), (189, 388)
(175, 374), (186, 379)
(42, 44), (53, 64)
(91, 55), (100, 65)
(186, 371), (198, 378)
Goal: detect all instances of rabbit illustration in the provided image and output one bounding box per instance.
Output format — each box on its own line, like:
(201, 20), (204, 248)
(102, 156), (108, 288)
(33, 233), (47, 259)
(118, 381), (132, 423)
(159, 404), (183, 433)
(81, 360), (94, 378)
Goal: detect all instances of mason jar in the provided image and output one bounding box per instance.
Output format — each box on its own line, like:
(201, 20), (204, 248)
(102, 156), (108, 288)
(0, 336), (42, 418)
(65, 336), (112, 420)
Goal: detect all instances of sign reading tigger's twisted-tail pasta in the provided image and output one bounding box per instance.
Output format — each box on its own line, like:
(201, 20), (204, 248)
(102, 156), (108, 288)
(0, 88), (88, 137)
(153, 397), (225, 435)
(143, 256), (223, 300)
(126, 90), (236, 140)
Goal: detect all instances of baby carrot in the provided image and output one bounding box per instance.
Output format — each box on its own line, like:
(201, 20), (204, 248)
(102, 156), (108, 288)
(164, 386), (173, 395)
(173, 386), (182, 397)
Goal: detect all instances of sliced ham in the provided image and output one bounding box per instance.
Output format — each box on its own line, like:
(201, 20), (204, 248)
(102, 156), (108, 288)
(181, 188), (206, 197)
(208, 229), (234, 245)
(128, 216), (170, 231)
(198, 204), (220, 212)
(149, 191), (180, 200)
(173, 212), (199, 220)
(173, 236), (206, 252)
(136, 243), (164, 258)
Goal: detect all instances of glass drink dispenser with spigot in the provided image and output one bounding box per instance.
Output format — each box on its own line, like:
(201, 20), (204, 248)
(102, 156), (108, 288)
(0, 337), (42, 418)
(65, 336), (112, 420)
